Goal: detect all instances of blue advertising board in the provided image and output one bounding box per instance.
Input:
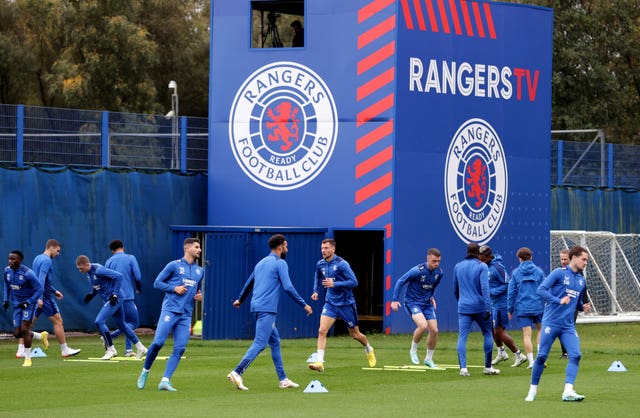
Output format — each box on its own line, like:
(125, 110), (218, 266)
(209, 0), (552, 334)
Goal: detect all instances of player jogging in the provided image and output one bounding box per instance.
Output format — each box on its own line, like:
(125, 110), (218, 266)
(308, 238), (376, 372)
(76, 255), (147, 360)
(137, 237), (204, 391)
(391, 248), (443, 367)
(3, 250), (43, 367)
(525, 245), (590, 402)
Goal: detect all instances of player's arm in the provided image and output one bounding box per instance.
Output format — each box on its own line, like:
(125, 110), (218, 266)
(27, 270), (44, 307)
(237, 271), (255, 304)
(130, 255), (143, 292)
(154, 262), (179, 293)
(536, 268), (563, 304)
(507, 274), (516, 314)
(278, 262), (307, 308)
(333, 261), (358, 289)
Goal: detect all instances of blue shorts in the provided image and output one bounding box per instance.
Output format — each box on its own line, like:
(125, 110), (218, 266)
(321, 302), (359, 328)
(406, 303), (436, 320)
(36, 298), (60, 318)
(492, 307), (509, 329)
(517, 314), (542, 328)
(12, 304), (37, 327)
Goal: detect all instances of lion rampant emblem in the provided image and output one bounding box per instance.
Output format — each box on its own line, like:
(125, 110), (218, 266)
(465, 157), (487, 208)
(265, 101), (300, 152)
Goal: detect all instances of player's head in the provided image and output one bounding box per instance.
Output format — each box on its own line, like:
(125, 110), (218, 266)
(8, 250), (23, 269)
(268, 234), (288, 259)
(426, 248), (441, 269)
(478, 245), (493, 263)
(568, 245), (588, 272)
(183, 238), (201, 260)
(559, 249), (570, 267)
(516, 247), (532, 261)
(109, 239), (124, 252)
(76, 255), (91, 273)
(321, 238), (336, 261)
(45, 239), (61, 258)
(466, 242), (480, 258)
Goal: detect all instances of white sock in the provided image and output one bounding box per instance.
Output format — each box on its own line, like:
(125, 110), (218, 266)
(135, 341), (145, 350)
(564, 383), (573, 393)
(426, 349), (435, 361)
(60, 343), (69, 352)
(25, 347), (32, 359)
(316, 350), (325, 363)
(498, 346), (505, 354)
(17, 343), (25, 351)
(161, 377), (169, 382)
(32, 332), (42, 341)
(528, 384), (538, 394)
(527, 353), (534, 365)
(365, 344), (373, 353)
(410, 342), (419, 352)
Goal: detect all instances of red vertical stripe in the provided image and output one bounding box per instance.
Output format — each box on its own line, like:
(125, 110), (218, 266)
(448, 0), (462, 35)
(356, 93), (394, 127)
(359, 0), (395, 23)
(412, 0), (427, 31)
(460, 0), (474, 36)
(384, 223), (392, 238)
(385, 301), (391, 316)
(385, 275), (392, 291)
(355, 172), (393, 204)
(358, 15), (396, 49)
(357, 41), (395, 75)
(483, 2), (496, 39)
(400, 0), (414, 30)
(356, 119), (394, 153)
(355, 198), (392, 227)
(386, 249), (392, 264)
(355, 146), (393, 178)
(424, 0), (439, 32)
(436, 0), (451, 33)
(472, 1), (485, 38)
(357, 68), (395, 101)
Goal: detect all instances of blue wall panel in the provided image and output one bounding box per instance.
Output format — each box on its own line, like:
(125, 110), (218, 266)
(0, 167), (207, 332)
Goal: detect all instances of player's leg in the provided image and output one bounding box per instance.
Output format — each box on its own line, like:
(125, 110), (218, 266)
(267, 323), (287, 381)
(525, 325), (557, 401)
(158, 314), (190, 391)
(138, 311), (175, 390)
(112, 304), (146, 357)
(559, 329), (584, 401)
(409, 311), (428, 364)
(344, 304), (375, 367)
(20, 318), (35, 366)
(234, 312), (274, 375)
(122, 300), (139, 355)
(456, 314), (472, 373)
(477, 313), (497, 371)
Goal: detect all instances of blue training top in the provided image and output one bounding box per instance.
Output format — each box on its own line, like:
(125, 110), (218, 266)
(487, 255), (508, 309)
(508, 260), (545, 316)
(537, 266), (587, 329)
(32, 253), (58, 301)
(314, 255), (358, 306)
(85, 263), (124, 301)
(154, 257), (204, 316)
(392, 262), (443, 306)
(3, 264), (43, 307)
(106, 252), (142, 300)
(238, 253), (307, 314)
(453, 256), (491, 314)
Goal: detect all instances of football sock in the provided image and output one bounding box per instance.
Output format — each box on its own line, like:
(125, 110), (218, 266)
(32, 332), (42, 341)
(498, 346), (505, 354)
(426, 349), (435, 361)
(410, 342), (419, 352)
(61, 343), (69, 351)
(316, 350), (325, 362)
(564, 383), (573, 393)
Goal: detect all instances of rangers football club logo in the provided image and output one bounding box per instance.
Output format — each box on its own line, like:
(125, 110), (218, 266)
(444, 118), (508, 244)
(229, 61), (338, 190)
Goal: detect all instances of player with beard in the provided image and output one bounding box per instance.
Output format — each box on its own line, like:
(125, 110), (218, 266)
(227, 234), (312, 390)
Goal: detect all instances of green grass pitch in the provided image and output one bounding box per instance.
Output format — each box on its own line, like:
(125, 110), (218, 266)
(0, 322), (638, 417)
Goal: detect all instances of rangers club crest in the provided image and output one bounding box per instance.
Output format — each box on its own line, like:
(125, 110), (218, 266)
(229, 61), (338, 190)
(444, 118), (508, 244)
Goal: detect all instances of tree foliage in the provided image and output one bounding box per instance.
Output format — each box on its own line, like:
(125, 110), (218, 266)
(511, 0), (640, 143)
(0, 0), (208, 116)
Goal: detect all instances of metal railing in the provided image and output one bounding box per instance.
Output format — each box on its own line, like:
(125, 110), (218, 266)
(2, 104), (639, 187)
(0, 104), (207, 172)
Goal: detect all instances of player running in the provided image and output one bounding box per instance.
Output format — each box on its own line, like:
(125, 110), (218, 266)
(308, 238), (376, 372)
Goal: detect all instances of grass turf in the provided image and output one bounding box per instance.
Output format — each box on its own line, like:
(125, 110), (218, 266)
(0, 322), (638, 417)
